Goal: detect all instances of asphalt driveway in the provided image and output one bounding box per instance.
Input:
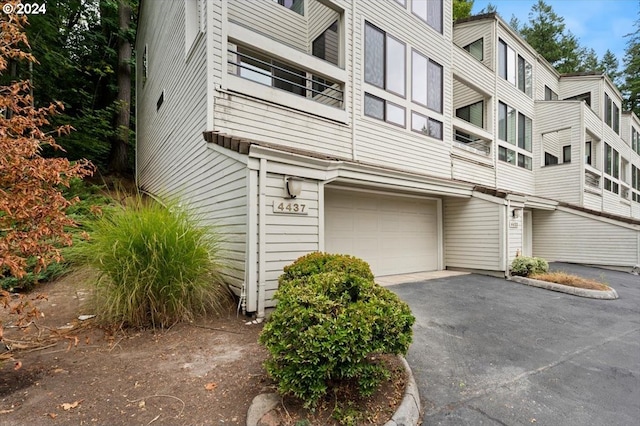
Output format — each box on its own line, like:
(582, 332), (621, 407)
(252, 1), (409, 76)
(391, 263), (640, 425)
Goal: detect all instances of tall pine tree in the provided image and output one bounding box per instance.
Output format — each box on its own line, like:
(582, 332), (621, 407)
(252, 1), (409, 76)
(622, 2), (640, 117)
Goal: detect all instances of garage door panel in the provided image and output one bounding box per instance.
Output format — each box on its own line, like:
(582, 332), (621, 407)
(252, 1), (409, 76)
(325, 189), (439, 276)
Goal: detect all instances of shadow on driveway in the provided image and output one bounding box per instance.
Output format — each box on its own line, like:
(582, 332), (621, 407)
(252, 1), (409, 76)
(391, 263), (640, 425)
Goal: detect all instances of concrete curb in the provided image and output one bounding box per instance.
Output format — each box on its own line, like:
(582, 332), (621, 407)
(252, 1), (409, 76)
(246, 355), (421, 426)
(509, 276), (619, 299)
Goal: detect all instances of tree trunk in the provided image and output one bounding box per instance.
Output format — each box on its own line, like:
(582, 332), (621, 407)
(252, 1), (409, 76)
(108, 0), (132, 174)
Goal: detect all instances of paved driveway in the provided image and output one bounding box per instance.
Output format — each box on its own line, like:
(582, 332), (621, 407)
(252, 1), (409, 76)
(391, 263), (640, 425)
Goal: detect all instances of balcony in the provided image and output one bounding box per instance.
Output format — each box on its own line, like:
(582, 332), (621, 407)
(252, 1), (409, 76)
(452, 117), (493, 157)
(585, 167), (601, 190)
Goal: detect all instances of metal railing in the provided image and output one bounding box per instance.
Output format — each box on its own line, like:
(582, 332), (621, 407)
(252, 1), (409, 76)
(585, 169), (601, 188)
(453, 130), (491, 155)
(228, 47), (344, 105)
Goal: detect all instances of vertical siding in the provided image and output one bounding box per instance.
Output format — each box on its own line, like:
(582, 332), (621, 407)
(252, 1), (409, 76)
(136, 1), (247, 292)
(444, 197), (503, 271)
(263, 173), (320, 307)
(533, 209), (639, 266)
(227, 0), (307, 51)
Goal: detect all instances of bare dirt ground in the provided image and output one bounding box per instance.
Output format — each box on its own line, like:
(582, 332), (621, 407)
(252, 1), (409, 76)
(0, 269), (406, 426)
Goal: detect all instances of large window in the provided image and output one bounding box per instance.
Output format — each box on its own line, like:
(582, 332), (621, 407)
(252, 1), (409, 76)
(633, 127), (640, 155)
(411, 50), (442, 112)
(364, 22), (405, 97)
(498, 101), (532, 170)
(604, 93), (620, 133)
(604, 143), (620, 194)
(411, 0), (443, 33)
(456, 101), (483, 127)
(498, 39), (532, 96)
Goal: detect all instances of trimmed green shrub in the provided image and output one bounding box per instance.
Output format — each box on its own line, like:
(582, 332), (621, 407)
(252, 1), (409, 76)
(260, 260), (415, 409)
(83, 197), (230, 328)
(510, 256), (550, 277)
(279, 252), (374, 286)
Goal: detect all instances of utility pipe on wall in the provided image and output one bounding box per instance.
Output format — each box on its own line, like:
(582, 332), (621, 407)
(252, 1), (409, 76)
(257, 158), (267, 319)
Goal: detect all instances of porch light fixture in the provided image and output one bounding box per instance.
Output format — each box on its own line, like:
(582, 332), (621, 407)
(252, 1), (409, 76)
(512, 208), (521, 219)
(285, 176), (303, 199)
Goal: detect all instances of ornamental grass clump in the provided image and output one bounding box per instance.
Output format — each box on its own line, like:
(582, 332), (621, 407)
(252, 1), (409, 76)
(260, 253), (415, 409)
(85, 197), (230, 328)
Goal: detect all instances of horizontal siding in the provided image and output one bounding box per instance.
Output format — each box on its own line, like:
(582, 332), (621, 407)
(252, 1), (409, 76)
(308, 1), (339, 48)
(214, 94), (352, 158)
(263, 173), (320, 306)
(451, 155), (495, 186)
(496, 163), (535, 194)
(228, 0), (306, 51)
(453, 19), (494, 70)
(508, 215), (522, 263)
(533, 209), (639, 266)
(583, 192), (602, 211)
(602, 191), (632, 217)
(444, 197), (502, 271)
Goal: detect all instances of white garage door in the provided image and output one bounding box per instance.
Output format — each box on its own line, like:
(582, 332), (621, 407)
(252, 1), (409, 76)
(325, 188), (439, 276)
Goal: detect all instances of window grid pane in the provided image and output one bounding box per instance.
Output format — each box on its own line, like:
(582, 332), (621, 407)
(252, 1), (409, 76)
(364, 23), (384, 88)
(427, 60), (443, 113)
(386, 102), (406, 127)
(386, 35), (406, 96)
(364, 93), (384, 120)
(411, 51), (428, 106)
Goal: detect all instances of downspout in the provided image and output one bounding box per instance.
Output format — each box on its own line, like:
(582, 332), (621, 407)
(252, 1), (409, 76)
(257, 158), (267, 320)
(350, 0), (357, 161)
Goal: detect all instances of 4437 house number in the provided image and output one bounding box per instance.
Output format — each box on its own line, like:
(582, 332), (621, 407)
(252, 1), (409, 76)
(272, 199), (308, 215)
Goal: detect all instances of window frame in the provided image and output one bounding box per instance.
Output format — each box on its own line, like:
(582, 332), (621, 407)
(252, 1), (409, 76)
(563, 145), (571, 163)
(411, 0), (443, 33)
(364, 22), (406, 98)
(411, 111), (443, 140)
(463, 38), (484, 61)
(364, 92), (406, 128)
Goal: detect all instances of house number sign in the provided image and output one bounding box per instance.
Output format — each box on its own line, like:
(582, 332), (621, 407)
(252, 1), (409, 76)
(272, 199), (308, 215)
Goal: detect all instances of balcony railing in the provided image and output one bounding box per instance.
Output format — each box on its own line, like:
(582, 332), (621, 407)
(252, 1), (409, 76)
(453, 130), (491, 156)
(227, 45), (344, 107)
(585, 169), (601, 189)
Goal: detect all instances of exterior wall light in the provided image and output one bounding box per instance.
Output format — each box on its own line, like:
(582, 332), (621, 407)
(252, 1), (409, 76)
(512, 208), (521, 219)
(286, 176), (303, 198)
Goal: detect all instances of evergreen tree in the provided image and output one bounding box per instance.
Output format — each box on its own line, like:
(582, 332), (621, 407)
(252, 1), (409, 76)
(453, 0), (474, 21)
(599, 50), (621, 86)
(622, 3), (640, 117)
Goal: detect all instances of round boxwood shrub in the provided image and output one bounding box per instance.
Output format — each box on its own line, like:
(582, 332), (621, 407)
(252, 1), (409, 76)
(279, 252), (374, 286)
(510, 256), (549, 277)
(260, 262), (415, 409)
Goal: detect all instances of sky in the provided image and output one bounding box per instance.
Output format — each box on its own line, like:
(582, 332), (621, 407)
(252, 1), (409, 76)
(472, 0), (639, 65)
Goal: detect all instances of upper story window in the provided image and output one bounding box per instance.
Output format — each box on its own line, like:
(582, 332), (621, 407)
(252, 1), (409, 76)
(463, 38), (483, 61)
(544, 86), (558, 101)
(364, 22), (406, 97)
(411, 49), (443, 113)
(498, 39), (532, 96)
(364, 93), (406, 127)
(498, 101), (532, 170)
(312, 21), (339, 66)
(632, 126), (640, 155)
(456, 101), (483, 127)
(275, 0), (304, 15)
(604, 93), (620, 134)
(412, 0), (443, 33)
(604, 143), (620, 193)
(564, 92), (591, 106)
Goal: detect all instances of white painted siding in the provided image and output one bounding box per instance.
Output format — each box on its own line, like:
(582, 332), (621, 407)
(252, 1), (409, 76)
(263, 173), (320, 307)
(228, 0), (307, 51)
(508, 214), (522, 263)
(444, 197), (503, 271)
(308, 1), (340, 49)
(453, 18), (494, 70)
(136, 1), (247, 293)
(602, 191), (632, 217)
(533, 209), (639, 267)
(451, 154), (495, 186)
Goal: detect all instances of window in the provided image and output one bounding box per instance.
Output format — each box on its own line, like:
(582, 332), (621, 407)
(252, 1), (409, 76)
(545, 152), (558, 166)
(412, 0), (443, 33)
(633, 127), (640, 155)
(518, 153), (532, 170)
(312, 21), (339, 66)
(411, 50), (443, 112)
(364, 93), (405, 127)
(364, 23), (405, 97)
(498, 101), (532, 169)
(585, 141), (592, 165)
(517, 112), (532, 152)
(544, 86), (558, 101)
(498, 39), (531, 95)
(604, 94), (620, 133)
(276, 0), (304, 15)
(230, 45), (343, 105)
(565, 92), (591, 106)
(604, 143), (620, 194)
(464, 38), (483, 61)
(563, 145), (571, 163)
(456, 101), (483, 127)
(411, 111), (442, 140)
(499, 146), (515, 165)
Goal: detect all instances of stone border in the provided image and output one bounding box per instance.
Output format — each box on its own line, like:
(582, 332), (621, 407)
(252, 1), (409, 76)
(509, 276), (619, 299)
(246, 356), (421, 426)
